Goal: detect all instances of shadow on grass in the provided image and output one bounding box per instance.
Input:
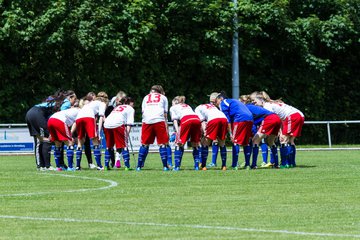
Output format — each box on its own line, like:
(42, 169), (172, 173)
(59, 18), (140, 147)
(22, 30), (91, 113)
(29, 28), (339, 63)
(108, 165), (317, 172)
(253, 164), (317, 170)
(291, 165), (316, 168)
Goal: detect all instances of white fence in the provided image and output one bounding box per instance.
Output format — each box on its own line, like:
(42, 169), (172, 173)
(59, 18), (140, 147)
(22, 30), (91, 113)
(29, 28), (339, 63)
(304, 120), (360, 148)
(1, 121), (360, 153)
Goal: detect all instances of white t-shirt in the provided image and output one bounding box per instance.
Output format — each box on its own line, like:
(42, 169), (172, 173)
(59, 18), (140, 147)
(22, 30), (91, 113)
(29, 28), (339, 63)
(264, 102), (304, 120)
(50, 108), (80, 127)
(169, 103), (196, 121)
(141, 92), (168, 124)
(76, 100), (107, 119)
(195, 104), (227, 122)
(104, 105), (135, 129)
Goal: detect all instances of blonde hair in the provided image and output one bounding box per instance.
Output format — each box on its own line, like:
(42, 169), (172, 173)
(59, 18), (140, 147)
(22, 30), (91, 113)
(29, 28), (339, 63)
(258, 91), (270, 102)
(178, 96), (186, 103)
(78, 98), (86, 108)
(172, 97), (178, 105)
(250, 90), (284, 104)
(95, 91), (109, 105)
(239, 95), (251, 104)
(172, 96), (186, 105)
(249, 91), (261, 101)
(259, 91), (284, 103)
(116, 90), (126, 102)
(209, 92), (220, 103)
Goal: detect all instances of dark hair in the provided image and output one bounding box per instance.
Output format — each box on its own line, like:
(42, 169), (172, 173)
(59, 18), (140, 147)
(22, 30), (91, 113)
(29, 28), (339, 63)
(151, 85), (165, 95)
(85, 92), (96, 101)
(65, 90), (76, 98)
(49, 89), (68, 112)
(217, 90), (228, 99)
(119, 96), (134, 105)
(54, 90), (68, 112)
(125, 97), (134, 105)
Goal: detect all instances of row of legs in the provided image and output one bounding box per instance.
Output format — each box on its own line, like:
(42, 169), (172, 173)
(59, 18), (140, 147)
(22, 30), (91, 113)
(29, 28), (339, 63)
(36, 140), (296, 171)
(35, 137), (94, 170)
(136, 143), (297, 171)
(211, 142), (297, 169)
(136, 144), (227, 171)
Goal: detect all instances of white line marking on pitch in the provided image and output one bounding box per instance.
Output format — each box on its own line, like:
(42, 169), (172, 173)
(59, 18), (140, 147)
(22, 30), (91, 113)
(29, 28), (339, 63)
(0, 173), (118, 197)
(0, 215), (359, 238)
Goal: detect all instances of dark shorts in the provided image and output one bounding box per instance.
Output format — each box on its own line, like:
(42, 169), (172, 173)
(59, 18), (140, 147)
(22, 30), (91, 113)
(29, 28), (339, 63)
(25, 106), (50, 137)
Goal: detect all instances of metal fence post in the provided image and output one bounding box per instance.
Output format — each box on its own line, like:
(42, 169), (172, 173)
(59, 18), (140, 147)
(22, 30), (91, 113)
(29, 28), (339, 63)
(327, 122), (332, 148)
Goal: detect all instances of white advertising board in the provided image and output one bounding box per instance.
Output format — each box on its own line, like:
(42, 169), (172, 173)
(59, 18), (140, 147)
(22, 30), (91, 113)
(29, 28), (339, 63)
(1, 124), (181, 153)
(126, 125), (179, 152)
(0, 128), (34, 152)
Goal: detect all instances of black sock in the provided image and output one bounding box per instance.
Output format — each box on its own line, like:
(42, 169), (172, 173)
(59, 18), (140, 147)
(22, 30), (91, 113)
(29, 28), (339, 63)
(42, 142), (52, 168)
(84, 139), (92, 164)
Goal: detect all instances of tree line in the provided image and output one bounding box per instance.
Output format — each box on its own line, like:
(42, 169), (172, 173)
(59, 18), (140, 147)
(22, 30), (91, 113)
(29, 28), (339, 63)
(1, 0), (359, 144)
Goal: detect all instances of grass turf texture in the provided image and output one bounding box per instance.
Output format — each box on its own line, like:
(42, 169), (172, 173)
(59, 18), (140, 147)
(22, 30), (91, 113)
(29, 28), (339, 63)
(0, 151), (359, 240)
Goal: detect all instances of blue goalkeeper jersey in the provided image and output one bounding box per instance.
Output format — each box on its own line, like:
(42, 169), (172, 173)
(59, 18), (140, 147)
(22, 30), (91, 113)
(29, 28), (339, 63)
(246, 104), (274, 126)
(60, 99), (71, 110)
(34, 101), (56, 119)
(219, 98), (253, 123)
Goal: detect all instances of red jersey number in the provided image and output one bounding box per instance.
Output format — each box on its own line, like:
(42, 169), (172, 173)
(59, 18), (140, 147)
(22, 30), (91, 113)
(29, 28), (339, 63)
(146, 93), (161, 103)
(114, 106), (126, 112)
(204, 104), (214, 109)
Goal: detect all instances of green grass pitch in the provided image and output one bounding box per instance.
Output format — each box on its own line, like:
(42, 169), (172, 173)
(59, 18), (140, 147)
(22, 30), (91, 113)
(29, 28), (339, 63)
(0, 150), (359, 239)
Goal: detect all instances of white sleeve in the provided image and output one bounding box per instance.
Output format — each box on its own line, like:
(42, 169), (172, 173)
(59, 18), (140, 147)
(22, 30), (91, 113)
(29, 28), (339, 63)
(141, 95), (147, 113)
(98, 102), (106, 116)
(169, 106), (177, 120)
(163, 96), (168, 113)
(126, 107), (135, 125)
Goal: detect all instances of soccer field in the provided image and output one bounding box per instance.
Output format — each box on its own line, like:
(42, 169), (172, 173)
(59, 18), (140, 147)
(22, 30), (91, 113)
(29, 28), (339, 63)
(0, 151), (359, 240)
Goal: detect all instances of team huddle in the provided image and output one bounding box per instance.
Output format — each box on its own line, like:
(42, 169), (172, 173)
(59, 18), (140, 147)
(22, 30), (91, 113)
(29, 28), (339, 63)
(25, 85), (304, 172)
